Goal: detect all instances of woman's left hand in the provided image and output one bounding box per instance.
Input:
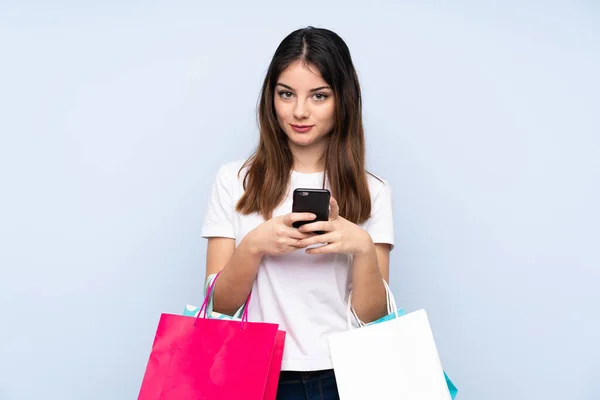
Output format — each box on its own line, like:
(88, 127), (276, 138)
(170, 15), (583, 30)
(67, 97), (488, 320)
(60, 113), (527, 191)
(297, 197), (374, 255)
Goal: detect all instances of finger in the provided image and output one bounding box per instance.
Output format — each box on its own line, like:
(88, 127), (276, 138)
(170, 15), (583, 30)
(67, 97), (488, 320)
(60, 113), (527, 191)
(284, 212), (317, 226)
(298, 221), (332, 233)
(279, 244), (304, 254)
(329, 197), (339, 220)
(306, 243), (338, 255)
(283, 226), (313, 240)
(298, 232), (336, 248)
(276, 236), (305, 251)
(287, 236), (313, 248)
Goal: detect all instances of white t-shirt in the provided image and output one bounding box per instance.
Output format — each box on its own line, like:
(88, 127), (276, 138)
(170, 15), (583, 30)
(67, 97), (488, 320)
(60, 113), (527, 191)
(201, 159), (394, 371)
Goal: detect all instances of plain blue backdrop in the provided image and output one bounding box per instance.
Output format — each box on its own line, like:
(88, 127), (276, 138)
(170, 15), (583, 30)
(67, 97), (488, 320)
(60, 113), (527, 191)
(1, 1), (598, 399)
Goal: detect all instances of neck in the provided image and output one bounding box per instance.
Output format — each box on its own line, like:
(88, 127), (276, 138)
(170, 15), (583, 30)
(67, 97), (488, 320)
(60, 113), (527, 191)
(289, 140), (328, 174)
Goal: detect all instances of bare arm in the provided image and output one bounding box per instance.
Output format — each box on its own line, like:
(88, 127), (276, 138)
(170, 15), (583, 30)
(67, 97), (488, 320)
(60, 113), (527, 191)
(205, 237), (262, 316)
(350, 240), (391, 323)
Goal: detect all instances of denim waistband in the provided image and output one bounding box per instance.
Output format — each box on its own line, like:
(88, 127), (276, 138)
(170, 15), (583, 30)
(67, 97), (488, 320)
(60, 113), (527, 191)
(279, 369), (334, 382)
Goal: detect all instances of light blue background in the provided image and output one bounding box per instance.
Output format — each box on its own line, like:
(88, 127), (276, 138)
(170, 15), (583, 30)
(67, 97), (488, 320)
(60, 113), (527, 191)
(1, 1), (598, 399)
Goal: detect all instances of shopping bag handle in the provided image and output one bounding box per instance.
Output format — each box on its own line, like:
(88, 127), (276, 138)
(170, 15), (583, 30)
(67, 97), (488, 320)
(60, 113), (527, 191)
(346, 279), (399, 330)
(195, 270), (251, 329)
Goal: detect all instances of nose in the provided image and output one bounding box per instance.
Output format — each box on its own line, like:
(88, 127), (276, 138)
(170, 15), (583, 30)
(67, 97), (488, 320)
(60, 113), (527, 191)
(293, 99), (309, 120)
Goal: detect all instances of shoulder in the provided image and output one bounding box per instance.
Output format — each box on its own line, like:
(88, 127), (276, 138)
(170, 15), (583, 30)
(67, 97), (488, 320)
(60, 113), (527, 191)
(217, 159), (247, 175)
(214, 159), (248, 183)
(366, 171), (391, 198)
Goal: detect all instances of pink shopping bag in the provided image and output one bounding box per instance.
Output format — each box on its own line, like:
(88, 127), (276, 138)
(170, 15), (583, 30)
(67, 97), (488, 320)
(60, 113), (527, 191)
(138, 274), (286, 399)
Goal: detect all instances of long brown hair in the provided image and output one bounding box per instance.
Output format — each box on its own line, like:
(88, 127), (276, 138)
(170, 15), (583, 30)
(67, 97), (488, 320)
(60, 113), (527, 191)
(236, 27), (372, 224)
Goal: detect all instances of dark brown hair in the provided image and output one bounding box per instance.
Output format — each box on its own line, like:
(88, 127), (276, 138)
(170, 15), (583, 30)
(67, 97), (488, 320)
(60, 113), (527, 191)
(236, 26), (372, 224)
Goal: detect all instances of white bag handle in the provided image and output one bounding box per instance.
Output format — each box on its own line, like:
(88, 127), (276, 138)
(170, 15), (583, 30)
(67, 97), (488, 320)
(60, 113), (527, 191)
(203, 273), (246, 319)
(346, 280), (399, 330)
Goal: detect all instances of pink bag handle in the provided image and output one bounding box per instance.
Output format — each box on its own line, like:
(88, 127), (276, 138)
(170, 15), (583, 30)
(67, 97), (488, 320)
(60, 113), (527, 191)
(194, 271), (252, 329)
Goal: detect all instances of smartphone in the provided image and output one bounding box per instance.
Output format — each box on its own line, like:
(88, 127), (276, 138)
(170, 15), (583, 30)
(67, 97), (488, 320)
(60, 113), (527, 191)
(292, 188), (331, 234)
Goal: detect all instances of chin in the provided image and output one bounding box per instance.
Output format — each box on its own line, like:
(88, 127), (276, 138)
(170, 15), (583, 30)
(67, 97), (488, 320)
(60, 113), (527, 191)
(286, 132), (324, 147)
(288, 136), (318, 147)
(290, 134), (312, 142)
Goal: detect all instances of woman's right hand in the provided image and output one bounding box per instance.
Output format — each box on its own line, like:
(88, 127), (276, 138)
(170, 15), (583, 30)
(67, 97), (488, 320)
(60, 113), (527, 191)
(245, 213), (317, 256)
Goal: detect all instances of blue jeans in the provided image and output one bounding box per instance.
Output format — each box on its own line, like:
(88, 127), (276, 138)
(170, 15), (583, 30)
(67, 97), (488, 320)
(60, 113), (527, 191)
(276, 369), (340, 400)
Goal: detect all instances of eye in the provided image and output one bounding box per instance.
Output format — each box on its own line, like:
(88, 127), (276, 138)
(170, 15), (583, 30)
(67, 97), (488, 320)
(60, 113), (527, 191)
(278, 91), (294, 99)
(313, 92), (329, 101)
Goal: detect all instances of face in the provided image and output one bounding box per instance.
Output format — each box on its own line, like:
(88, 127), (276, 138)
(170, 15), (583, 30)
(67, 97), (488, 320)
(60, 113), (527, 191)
(273, 62), (336, 151)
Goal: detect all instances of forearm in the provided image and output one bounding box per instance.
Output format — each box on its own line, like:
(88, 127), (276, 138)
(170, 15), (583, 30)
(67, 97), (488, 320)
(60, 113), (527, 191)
(351, 238), (388, 323)
(212, 237), (262, 316)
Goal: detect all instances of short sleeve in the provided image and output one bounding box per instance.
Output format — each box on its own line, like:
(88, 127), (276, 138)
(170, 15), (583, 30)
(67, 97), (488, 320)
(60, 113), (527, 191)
(201, 165), (236, 239)
(365, 180), (395, 250)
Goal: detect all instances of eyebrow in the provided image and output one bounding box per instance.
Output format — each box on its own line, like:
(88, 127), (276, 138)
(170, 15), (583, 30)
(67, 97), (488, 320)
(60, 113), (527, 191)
(276, 83), (332, 92)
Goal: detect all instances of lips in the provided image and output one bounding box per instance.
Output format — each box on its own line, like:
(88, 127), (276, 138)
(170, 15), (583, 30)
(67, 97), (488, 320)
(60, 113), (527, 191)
(290, 124), (314, 133)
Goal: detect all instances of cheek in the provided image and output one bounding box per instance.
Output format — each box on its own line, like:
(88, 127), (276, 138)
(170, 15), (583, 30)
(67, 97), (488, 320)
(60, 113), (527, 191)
(273, 99), (283, 119)
(274, 99), (290, 121)
(315, 103), (336, 126)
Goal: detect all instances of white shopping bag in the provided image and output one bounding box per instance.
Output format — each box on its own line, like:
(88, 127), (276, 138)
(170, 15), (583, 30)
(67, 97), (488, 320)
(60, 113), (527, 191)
(328, 282), (452, 400)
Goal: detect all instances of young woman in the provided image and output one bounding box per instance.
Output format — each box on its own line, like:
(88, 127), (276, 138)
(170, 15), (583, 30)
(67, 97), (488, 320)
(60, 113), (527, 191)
(201, 26), (394, 400)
